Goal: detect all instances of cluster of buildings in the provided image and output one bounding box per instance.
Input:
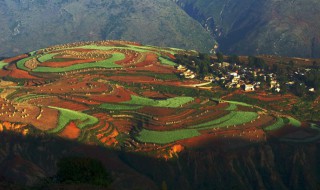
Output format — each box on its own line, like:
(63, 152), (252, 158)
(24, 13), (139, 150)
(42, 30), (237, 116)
(177, 65), (196, 79)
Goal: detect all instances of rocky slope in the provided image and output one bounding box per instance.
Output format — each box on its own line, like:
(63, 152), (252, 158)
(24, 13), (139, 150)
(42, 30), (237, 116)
(174, 0), (320, 58)
(0, 0), (214, 57)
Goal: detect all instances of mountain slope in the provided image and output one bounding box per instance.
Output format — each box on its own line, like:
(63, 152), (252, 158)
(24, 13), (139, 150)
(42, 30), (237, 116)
(0, 0), (214, 57)
(174, 0), (320, 58)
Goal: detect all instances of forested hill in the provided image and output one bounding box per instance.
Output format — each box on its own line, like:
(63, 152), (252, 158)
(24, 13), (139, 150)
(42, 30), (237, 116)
(0, 0), (214, 57)
(174, 0), (320, 58)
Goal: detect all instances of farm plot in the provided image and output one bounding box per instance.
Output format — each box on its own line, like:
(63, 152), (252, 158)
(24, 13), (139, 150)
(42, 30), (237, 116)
(48, 106), (98, 133)
(32, 53), (124, 72)
(159, 57), (177, 66)
(38, 53), (59, 63)
(136, 128), (200, 144)
(0, 61), (8, 69)
(122, 95), (194, 108)
(189, 111), (258, 130)
(99, 103), (142, 110)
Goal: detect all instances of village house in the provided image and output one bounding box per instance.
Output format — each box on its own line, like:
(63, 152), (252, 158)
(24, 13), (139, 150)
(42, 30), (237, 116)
(244, 84), (255, 92)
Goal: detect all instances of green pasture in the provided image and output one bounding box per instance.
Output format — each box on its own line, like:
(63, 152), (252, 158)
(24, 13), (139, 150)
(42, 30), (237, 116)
(48, 107), (98, 133)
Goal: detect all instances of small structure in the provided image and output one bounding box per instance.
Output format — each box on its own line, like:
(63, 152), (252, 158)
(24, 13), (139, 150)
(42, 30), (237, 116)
(244, 84), (255, 92)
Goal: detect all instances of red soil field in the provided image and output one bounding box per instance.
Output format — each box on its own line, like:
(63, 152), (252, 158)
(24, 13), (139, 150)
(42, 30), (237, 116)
(135, 53), (158, 67)
(29, 97), (89, 111)
(89, 86), (133, 103)
(141, 91), (168, 99)
(59, 122), (80, 139)
(40, 58), (99, 67)
(129, 64), (174, 74)
(2, 54), (28, 63)
(8, 65), (38, 79)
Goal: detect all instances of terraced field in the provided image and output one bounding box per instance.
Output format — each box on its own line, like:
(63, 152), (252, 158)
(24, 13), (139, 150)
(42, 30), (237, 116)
(0, 40), (316, 159)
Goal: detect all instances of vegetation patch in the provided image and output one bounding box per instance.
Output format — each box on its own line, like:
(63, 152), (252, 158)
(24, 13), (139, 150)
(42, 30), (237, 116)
(0, 61), (8, 69)
(123, 95), (194, 108)
(38, 53), (58, 63)
(159, 57), (177, 66)
(263, 117), (285, 131)
(14, 94), (50, 103)
(49, 107), (98, 133)
(99, 103), (142, 110)
(33, 53), (124, 72)
(136, 128), (200, 144)
(189, 111), (258, 129)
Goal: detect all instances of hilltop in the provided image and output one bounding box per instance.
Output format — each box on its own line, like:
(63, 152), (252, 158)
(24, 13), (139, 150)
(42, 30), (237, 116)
(0, 0), (214, 57)
(0, 41), (319, 189)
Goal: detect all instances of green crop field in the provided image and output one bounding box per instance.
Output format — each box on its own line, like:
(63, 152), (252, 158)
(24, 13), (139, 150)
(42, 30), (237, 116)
(16, 57), (34, 71)
(159, 57), (177, 66)
(32, 53), (124, 72)
(263, 117), (285, 131)
(0, 61), (8, 69)
(14, 94), (50, 103)
(38, 53), (58, 63)
(189, 111), (258, 129)
(136, 128), (200, 144)
(123, 95), (194, 108)
(99, 103), (142, 110)
(136, 111), (258, 144)
(48, 107), (98, 133)
(288, 117), (301, 127)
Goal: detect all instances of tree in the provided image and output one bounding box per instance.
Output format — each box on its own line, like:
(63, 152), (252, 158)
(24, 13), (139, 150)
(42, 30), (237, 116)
(216, 52), (224, 63)
(229, 54), (240, 64)
(56, 157), (112, 187)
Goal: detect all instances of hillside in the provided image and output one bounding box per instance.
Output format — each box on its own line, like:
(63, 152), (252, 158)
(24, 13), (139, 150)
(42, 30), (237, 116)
(0, 41), (319, 189)
(0, 0), (214, 57)
(175, 0), (320, 58)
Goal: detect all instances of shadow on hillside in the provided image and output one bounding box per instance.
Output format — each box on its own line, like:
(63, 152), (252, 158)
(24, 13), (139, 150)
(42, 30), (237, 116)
(0, 131), (320, 190)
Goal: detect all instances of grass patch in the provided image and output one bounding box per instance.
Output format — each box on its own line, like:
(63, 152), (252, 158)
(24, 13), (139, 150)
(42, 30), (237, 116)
(136, 129), (200, 144)
(48, 107), (98, 133)
(123, 95), (194, 108)
(32, 53), (124, 73)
